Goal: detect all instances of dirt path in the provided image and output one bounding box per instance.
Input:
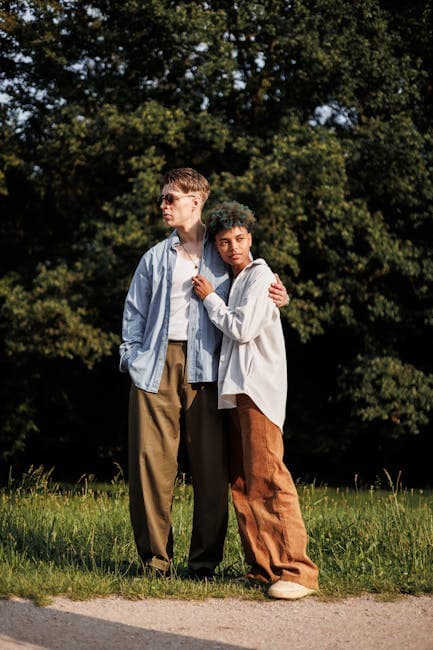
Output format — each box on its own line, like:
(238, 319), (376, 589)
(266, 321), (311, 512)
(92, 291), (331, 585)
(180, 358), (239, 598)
(1, 595), (432, 649)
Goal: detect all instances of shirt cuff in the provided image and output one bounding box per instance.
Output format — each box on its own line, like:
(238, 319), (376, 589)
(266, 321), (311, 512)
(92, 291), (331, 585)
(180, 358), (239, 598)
(203, 292), (222, 309)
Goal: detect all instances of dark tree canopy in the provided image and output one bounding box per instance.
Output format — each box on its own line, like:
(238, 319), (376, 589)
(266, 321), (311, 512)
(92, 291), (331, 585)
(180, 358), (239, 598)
(1, 0), (432, 484)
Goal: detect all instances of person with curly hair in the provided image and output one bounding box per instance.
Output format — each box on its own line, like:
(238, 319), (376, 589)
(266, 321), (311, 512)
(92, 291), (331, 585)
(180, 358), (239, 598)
(120, 170), (289, 580)
(193, 201), (319, 599)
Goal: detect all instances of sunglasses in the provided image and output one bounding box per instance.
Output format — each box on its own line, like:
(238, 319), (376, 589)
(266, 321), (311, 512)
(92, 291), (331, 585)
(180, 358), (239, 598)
(158, 193), (196, 205)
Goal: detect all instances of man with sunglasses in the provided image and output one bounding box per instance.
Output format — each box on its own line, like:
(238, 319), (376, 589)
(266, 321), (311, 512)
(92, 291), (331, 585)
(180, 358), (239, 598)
(120, 167), (289, 580)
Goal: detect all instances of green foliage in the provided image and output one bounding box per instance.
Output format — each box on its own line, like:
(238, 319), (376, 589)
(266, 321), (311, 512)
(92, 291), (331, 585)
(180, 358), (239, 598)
(339, 356), (433, 436)
(0, 265), (116, 365)
(0, 0), (432, 477)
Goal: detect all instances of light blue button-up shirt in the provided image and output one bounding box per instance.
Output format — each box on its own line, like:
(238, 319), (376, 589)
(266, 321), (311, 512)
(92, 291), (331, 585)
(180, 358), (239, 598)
(119, 229), (231, 392)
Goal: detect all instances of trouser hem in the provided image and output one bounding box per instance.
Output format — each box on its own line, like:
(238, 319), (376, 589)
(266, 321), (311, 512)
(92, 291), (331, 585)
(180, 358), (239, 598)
(139, 556), (171, 572)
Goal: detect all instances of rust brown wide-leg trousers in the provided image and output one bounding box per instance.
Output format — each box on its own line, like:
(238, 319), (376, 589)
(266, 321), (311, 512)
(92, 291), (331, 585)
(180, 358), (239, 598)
(128, 342), (228, 573)
(229, 394), (319, 589)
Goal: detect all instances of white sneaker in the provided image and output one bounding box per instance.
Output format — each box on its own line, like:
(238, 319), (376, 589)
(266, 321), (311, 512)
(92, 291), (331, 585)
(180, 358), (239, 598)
(268, 579), (315, 600)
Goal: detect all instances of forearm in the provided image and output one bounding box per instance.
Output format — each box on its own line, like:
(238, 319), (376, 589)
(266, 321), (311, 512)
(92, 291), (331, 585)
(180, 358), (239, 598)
(120, 265), (150, 371)
(203, 290), (275, 343)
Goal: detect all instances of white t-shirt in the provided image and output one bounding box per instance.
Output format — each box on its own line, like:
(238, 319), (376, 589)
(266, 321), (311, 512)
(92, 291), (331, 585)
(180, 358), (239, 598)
(168, 252), (197, 340)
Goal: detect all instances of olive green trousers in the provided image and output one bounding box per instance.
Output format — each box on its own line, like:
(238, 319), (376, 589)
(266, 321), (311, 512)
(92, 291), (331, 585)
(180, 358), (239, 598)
(128, 342), (229, 573)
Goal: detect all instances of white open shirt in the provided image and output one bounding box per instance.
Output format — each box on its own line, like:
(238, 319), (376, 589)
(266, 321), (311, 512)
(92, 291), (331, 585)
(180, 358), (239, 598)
(203, 258), (287, 430)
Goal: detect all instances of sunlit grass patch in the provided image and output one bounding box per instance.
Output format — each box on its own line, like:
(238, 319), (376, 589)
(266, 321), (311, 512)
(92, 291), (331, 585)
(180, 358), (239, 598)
(0, 466), (432, 603)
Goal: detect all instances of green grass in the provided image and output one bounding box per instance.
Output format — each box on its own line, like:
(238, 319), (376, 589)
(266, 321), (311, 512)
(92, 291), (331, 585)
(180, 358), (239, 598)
(0, 466), (432, 604)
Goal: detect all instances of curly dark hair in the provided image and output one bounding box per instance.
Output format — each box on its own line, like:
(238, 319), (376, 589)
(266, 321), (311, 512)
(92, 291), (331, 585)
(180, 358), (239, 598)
(205, 201), (256, 239)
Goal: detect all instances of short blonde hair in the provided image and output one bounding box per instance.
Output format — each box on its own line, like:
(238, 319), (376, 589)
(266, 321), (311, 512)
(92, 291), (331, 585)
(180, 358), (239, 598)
(160, 168), (210, 205)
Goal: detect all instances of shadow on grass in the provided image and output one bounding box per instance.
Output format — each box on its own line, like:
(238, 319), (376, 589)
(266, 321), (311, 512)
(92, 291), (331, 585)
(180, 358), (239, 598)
(4, 520), (251, 584)
(4, 520), (139, 575)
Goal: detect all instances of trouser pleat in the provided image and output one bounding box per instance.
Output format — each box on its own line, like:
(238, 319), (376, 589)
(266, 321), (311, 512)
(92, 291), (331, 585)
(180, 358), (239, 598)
(128, 342), (228, 571)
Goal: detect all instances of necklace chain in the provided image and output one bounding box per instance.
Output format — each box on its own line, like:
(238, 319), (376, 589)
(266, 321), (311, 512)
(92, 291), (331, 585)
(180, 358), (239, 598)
(180, 243), (201, 270)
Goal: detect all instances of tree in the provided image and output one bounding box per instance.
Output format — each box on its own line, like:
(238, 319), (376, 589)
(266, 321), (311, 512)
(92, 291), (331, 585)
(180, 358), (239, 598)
(1, 0), (432, 483)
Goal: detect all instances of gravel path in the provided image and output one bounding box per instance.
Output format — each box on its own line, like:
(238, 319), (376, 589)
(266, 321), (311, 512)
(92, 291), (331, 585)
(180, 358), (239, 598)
(1, 595), (432, 649)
